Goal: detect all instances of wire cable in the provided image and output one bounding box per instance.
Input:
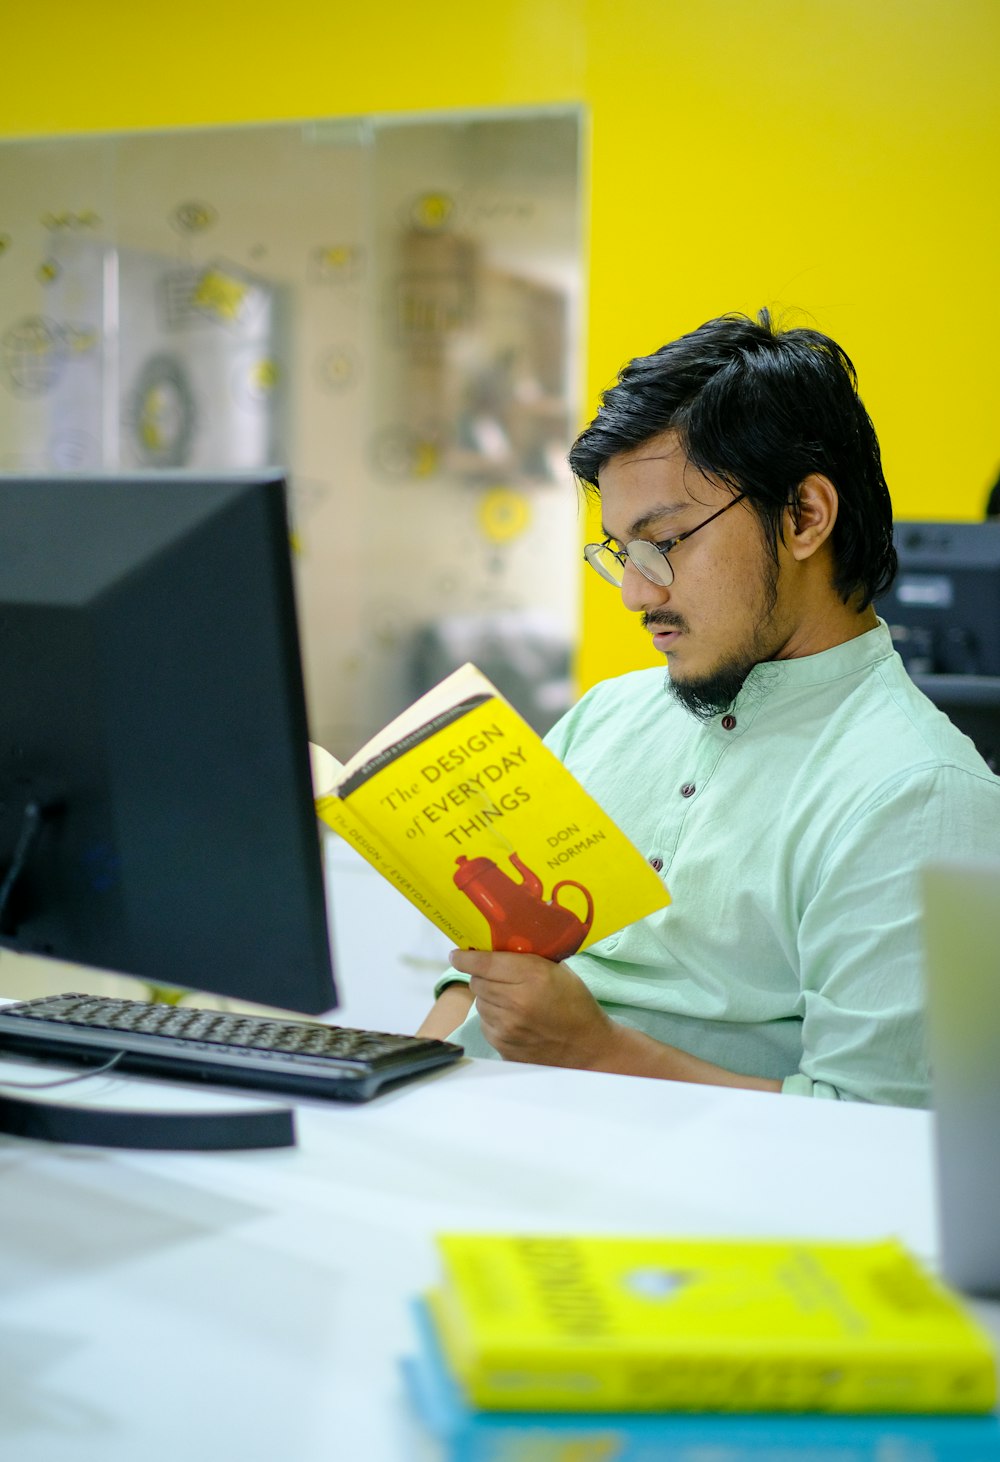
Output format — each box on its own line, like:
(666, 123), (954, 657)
(0, 1050), (125, 1090)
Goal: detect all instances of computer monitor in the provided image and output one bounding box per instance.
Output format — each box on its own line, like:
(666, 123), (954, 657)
(877, 520), (1000, 676)
(0, 470), (337, 1017)
(921, 860), (1000, 1296)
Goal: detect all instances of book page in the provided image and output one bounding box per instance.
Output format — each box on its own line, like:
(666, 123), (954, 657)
(333, 663), (498, 786)
(309, 742), (343, 798)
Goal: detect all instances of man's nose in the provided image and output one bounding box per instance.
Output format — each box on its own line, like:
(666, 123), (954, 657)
(620, 557), (671, 614)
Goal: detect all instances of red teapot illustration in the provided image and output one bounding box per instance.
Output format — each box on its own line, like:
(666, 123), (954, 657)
(453, 851), (594, 961)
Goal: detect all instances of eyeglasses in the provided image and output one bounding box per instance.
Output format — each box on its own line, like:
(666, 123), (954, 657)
(584, 493), (747, 588)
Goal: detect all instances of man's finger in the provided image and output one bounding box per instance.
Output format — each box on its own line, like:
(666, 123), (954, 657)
(449, 949), (539, 984)
(449, 948), (496, 978)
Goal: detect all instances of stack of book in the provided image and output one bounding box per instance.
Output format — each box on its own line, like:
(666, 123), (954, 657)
(401, 1234), (1000, 1461)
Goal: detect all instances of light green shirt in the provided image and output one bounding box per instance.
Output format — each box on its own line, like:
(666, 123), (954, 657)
(446, 622), (1000, 1105)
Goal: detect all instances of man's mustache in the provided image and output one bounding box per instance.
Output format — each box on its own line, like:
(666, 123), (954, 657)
(642, 610), (688, 633)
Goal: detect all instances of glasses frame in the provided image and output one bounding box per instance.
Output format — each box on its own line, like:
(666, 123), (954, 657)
(584, 492), (748, 588)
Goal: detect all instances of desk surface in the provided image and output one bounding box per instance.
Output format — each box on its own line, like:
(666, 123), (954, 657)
(2, 850), (998, 1459)
(4, 1051), (997, 1462)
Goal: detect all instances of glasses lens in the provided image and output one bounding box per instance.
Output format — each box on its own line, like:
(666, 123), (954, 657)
(627, 541), (673, 587)
(584, 543), (625, 585)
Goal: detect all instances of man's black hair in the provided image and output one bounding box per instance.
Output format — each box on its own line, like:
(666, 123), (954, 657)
(985, 469), (1000, 520)
(569, 309), (897, 608)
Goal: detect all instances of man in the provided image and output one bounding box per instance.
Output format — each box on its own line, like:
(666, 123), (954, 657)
(418, 309), (1000, 1105)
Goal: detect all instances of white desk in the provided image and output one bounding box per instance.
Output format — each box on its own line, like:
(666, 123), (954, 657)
(3, 1052), (998, 1462)
(2, 848), (998, 1459)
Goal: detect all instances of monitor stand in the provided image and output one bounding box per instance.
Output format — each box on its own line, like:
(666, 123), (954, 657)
(2, 801), (295, 1149)
(0, 1087), (295, 1149)
(0, 1093), (295, 1146)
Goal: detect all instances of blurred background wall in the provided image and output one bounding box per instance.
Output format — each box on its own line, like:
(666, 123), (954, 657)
(0, 114), (584, 755)
(4, 0), (999, 696)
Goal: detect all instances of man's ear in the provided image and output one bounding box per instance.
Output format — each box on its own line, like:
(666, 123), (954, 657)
(786, 474), (838, 561)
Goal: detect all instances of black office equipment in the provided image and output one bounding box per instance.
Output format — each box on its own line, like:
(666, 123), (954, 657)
(877, 520), (1000, 676)
(0, 993), (461, 1104)
(0, 472), (461, 1148)
(874, 520), (1000, 770)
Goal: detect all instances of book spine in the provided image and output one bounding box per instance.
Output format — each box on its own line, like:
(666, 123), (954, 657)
(461, 1354), (997, 1414)
(317, 794), (472, 947)
(337, 695), (492, 796)
(416, 1415), (1000, 1462)
(402, 1332), (1000, 1462)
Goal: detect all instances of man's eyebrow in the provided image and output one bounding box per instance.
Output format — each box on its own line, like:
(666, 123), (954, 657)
(602, 501), (689, 541)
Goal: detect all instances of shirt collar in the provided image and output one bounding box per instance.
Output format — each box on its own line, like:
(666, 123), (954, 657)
(735, 617), (896, 703)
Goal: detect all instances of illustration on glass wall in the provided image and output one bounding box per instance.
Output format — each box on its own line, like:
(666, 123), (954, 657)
(170, 201), (218, 236)
(1, 315), (97, 397)
(49, 427), (99, 471)
(310, 244), (365, 284)
(127, 352), (197, 467)
(371, 422), (444, 479)
(231, 352), (282, 411)
(407, 191), (457, 234)
(477, 486), (532, 545)
(159, 260), (269, 332)
(41, 211), (101, 233)
(315, 346), (360, 393)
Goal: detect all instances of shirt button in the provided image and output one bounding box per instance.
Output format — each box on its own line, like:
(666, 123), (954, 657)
(648, 855), (663, 872)
(680, 782), (696, 798)
(721, 714), (737, 731)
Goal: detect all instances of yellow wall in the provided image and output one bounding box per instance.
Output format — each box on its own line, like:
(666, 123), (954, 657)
(5, 0), (1000, 689)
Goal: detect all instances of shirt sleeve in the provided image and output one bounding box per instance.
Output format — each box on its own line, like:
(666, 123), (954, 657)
(790, 761), (1000, 1106)
(433, 969), (471, 1000)
(781, 1074), (842, 1099)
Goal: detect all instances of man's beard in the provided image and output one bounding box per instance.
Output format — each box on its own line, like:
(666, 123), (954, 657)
(665, 654), (756, 720)
(649, 552), (782, 722)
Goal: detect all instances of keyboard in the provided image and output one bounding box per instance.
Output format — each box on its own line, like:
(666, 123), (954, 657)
(0, 993), (464, 1103)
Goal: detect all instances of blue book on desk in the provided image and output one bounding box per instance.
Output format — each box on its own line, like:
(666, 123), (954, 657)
(402, 1299), (1000, 1462)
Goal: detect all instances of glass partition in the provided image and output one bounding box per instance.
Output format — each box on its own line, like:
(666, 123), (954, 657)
(0, 109), (584, 751)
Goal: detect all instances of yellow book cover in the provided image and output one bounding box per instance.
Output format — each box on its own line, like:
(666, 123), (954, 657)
(428, 1234), (998, 1414)
(313, 664), (670, 955)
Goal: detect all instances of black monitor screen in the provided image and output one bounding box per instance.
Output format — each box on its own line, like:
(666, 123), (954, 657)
(0, 471), (337, 1016)
(878, 520), (1000, 676)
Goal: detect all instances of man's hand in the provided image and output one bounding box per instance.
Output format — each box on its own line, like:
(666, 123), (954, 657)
(448, 948), (783, 1093)
(448, 948), (615, 1068)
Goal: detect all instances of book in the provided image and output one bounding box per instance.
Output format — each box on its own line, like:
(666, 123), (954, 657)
(403, 1298), (1000, 1462)
(426, 1234), (998, 1414)
(313, 663), (670, 956)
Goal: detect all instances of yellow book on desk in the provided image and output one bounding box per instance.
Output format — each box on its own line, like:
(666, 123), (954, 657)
(427, 1234), (997, 1414)
(313, 663), (669, 955)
